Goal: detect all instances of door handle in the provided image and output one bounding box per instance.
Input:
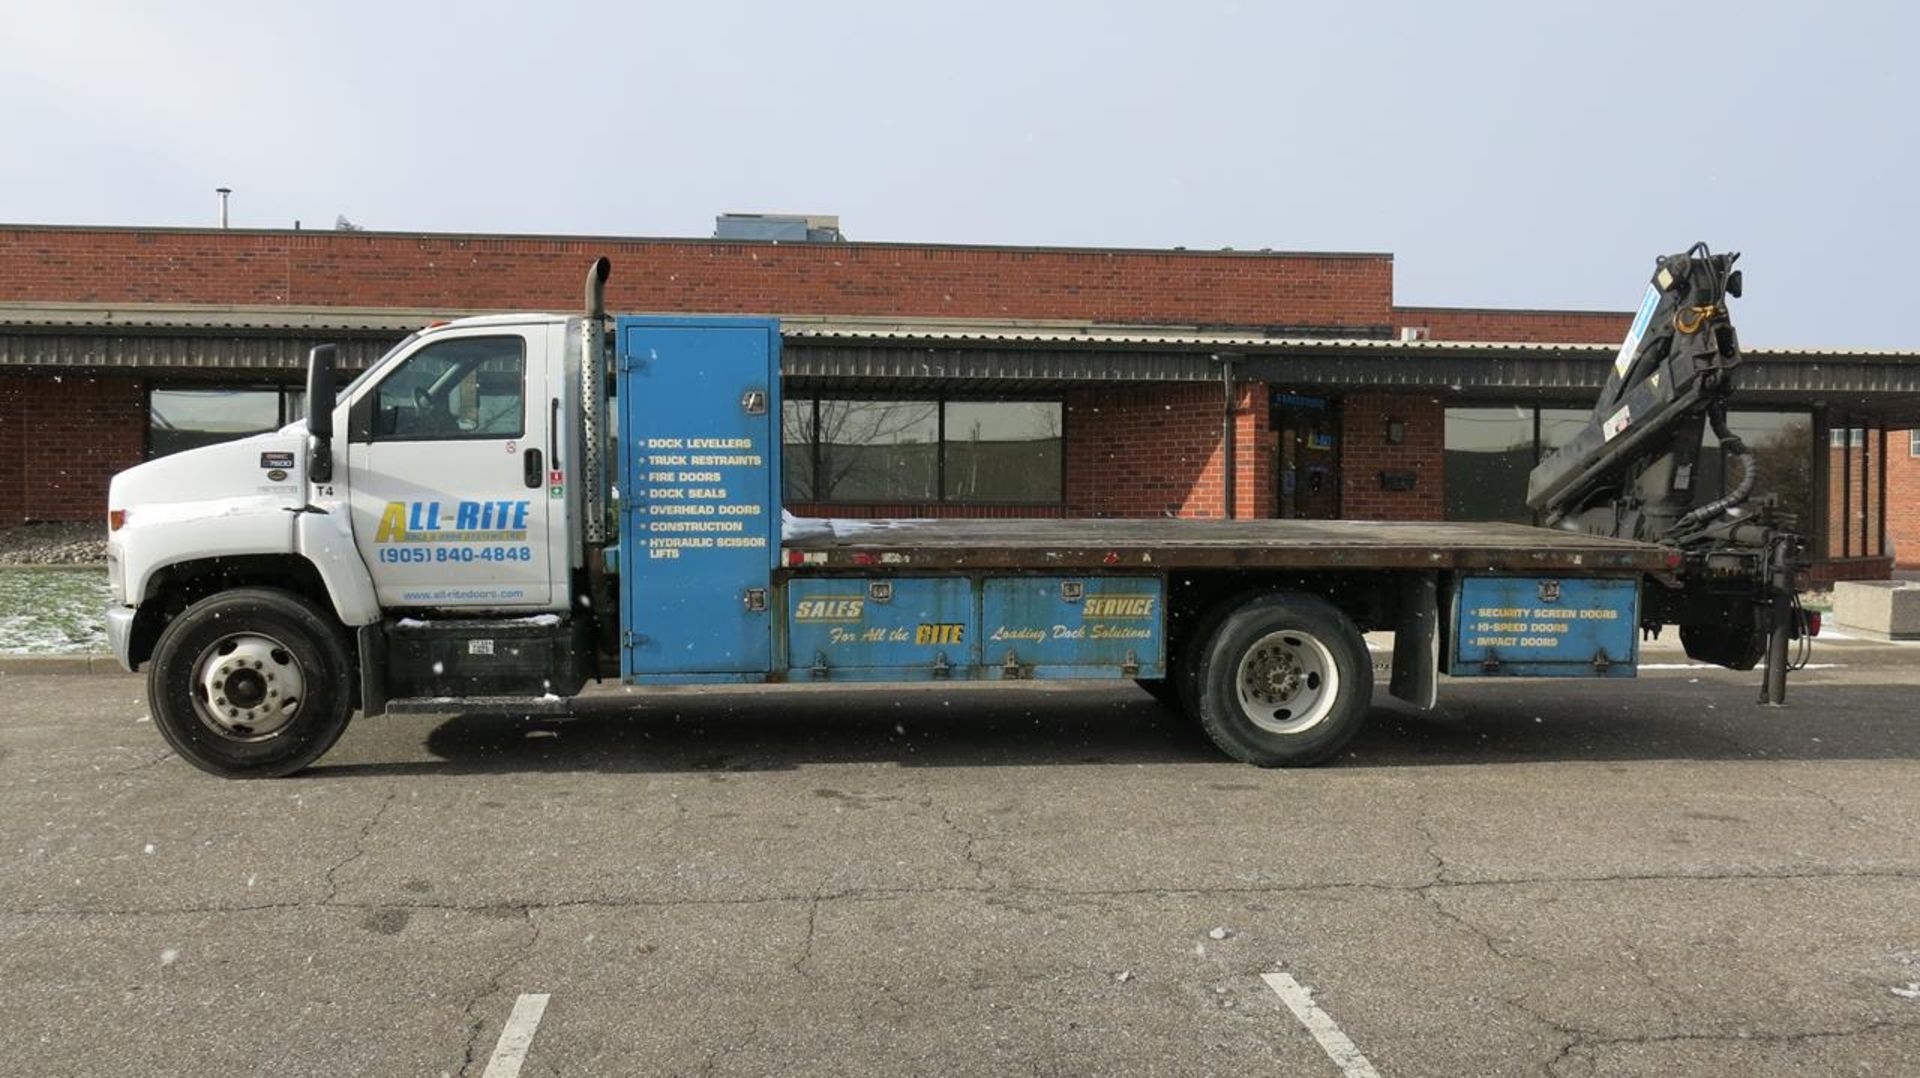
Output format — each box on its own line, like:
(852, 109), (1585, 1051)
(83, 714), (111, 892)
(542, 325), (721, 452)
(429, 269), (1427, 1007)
(524, 446), (543, 489)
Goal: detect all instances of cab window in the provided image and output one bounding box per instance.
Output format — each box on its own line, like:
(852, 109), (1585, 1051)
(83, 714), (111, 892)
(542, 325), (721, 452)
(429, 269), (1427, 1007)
(368, 336), (525, 441)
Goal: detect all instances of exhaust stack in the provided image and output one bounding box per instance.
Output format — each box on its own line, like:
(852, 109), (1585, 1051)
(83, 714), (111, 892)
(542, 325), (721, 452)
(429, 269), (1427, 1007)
(580, 257), (612, 543)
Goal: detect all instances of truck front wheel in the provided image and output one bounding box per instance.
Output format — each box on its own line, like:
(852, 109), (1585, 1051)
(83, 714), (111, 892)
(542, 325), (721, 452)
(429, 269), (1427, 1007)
(1195, 594), (1372, 767)
(146, 588), (355, 778)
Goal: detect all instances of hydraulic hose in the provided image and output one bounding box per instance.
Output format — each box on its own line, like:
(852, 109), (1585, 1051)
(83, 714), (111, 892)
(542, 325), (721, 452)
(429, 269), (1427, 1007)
(1670, 406), (1757, 536)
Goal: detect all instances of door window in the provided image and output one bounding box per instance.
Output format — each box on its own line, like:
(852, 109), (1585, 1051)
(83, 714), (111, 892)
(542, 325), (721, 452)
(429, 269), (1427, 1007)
(367, 336), (525, 441)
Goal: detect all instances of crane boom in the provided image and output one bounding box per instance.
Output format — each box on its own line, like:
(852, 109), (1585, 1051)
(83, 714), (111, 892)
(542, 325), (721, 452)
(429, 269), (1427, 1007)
(1528, 244), (1806, 702)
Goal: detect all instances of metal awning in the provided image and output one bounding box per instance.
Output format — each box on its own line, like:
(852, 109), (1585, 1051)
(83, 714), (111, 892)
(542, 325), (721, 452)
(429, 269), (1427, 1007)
(783, 328), (1920, 425)
(0, 331), (398, 371)
(4, 307), (1917, 424)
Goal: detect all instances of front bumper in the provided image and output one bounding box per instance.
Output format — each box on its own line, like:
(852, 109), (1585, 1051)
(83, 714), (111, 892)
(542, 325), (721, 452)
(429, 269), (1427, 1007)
(105, 606), (138, 673)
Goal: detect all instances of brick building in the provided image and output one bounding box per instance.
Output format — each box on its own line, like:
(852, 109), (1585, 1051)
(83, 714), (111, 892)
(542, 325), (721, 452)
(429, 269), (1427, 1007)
(3, 223), (1916, 579)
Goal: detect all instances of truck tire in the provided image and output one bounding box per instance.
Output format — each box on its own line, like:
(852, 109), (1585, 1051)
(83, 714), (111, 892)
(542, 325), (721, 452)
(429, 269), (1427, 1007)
(1194, 594), (1372, 767)
(146, 588), (355, 778)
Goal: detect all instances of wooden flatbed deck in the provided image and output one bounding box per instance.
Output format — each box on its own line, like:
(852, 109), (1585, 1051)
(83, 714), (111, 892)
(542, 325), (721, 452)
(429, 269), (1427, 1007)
(781, 518), (1670, 575)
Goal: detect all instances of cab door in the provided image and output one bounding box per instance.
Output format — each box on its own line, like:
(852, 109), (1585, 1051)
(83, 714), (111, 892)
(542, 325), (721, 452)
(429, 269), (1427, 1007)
(345, 327), (555, 609)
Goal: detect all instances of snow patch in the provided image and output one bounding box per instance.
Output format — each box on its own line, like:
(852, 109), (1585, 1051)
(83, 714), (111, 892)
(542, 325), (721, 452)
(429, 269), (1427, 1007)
(781, 510), (931, 542)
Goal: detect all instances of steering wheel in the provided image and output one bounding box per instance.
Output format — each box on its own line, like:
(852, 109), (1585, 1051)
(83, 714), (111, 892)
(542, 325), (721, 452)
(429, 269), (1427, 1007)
(412, 386), (434, 412)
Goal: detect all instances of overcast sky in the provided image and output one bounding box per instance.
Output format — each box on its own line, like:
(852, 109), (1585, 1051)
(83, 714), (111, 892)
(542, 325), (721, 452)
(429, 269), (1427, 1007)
(3, 1), (1913, 348)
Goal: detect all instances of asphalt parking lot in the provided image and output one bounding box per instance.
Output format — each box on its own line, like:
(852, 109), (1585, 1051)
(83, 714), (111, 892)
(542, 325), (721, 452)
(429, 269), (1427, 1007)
(4, 640), (1919, 1077)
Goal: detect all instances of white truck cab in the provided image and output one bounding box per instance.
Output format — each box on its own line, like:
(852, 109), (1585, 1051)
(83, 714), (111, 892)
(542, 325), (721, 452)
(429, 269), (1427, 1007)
(106, 310), (591, 775)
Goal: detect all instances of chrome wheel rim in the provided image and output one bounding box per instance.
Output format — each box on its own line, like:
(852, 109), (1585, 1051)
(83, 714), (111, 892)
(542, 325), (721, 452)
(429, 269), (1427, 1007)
(1233, 629), (1339, 735)
(190, 633), (306, 742)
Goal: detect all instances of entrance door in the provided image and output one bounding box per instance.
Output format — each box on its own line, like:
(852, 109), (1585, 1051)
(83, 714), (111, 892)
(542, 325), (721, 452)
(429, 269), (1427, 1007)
(346, 328), (555, 609)
(1272, 394), (1341, 519)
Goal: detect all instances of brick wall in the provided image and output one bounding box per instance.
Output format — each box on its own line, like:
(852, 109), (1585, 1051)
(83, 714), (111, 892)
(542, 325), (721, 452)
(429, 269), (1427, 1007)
(0, 372), (146, 524)
(1395, 306), (1630, 343)
(1062, 382), (1268, 519)
(1338, 393), (1446, 520)
(0, 226), (1396, 331)
(1825, 435), (1890, 560)
(1804, 557), (1896, 588)
(1891, 432), (1920, 568)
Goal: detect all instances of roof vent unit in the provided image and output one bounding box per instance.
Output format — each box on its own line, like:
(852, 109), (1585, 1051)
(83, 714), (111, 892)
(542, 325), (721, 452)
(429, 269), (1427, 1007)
(1400, 326), (1431, 342)
(714, 213), (845, 243)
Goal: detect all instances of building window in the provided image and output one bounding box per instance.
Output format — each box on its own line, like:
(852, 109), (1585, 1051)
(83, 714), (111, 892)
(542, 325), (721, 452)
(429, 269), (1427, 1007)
(816, 399), (939, 502)
(784, 396), (1064, 505)
(1829, 427), (1867, 448)
(941, 400), (1063, 503)
(780, 398), (817, 502)
(1446, 405), (1812, 528)
(1910, 429), (1919, 458)
(148, 386), (303, 458)
(1443, 406), (1537, 524)
(1700, 412), (1813, 530)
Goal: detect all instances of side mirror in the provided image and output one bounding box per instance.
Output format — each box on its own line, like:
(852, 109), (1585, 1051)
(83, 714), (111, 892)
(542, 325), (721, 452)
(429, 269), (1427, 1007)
(307, 344), (337, 483)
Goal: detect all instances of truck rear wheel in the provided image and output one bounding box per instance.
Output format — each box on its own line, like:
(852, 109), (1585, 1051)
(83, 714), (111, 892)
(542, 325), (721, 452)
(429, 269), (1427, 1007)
(1195, 594), (1371, 767)
(146, 588), (354, 778)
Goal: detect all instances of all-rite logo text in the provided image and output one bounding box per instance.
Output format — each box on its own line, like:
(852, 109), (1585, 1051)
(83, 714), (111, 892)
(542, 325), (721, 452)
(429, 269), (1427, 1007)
(375, 500), (531, 543)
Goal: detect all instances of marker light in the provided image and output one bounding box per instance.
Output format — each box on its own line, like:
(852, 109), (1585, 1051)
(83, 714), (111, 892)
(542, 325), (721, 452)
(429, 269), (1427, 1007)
(108, 509), (128, 531)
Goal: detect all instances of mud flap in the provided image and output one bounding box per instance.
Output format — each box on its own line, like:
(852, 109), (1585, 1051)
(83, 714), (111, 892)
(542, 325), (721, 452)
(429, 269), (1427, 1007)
(1389, 572), (1439, 709)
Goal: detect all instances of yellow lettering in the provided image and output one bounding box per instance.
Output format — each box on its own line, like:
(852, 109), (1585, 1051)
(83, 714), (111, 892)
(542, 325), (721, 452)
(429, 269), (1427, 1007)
(374, 502), (408, 542)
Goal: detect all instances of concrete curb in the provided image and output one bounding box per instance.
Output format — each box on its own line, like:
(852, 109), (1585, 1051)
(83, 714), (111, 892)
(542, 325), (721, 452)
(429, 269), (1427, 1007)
(0, 654), (135, 676)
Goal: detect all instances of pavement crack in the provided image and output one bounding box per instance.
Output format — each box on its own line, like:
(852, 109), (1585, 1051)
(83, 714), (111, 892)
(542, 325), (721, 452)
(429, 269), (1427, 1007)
(791, 894), (821, 981)
(457, 905), (543, 1078)
(1771, 770), (1875, 829)
(9, 864), (1920, 921)
(1417, 885), (1533, 964)
(937, 803), (994, 888)
(696, 1013), (764, 1078)
(116, 747), (176, 775)
(322, 788), (396, 904)
(1616, 938), (1689, 1027)
(1546, 1018), (1917, 1073)
(1413, 802), (1448, 886)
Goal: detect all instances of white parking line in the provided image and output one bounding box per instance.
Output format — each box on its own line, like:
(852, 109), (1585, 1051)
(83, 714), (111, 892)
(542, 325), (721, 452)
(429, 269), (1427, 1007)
(1262, 972), (1381, 1078)
(480, 993), (551, 1078)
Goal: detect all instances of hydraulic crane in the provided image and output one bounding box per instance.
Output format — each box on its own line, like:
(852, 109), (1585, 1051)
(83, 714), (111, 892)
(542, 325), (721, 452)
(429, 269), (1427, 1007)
(1528, 243), (1808, 703)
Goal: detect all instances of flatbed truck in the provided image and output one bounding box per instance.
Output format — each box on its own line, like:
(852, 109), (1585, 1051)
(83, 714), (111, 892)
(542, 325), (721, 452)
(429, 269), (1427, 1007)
(104, 247), (1811, 777)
